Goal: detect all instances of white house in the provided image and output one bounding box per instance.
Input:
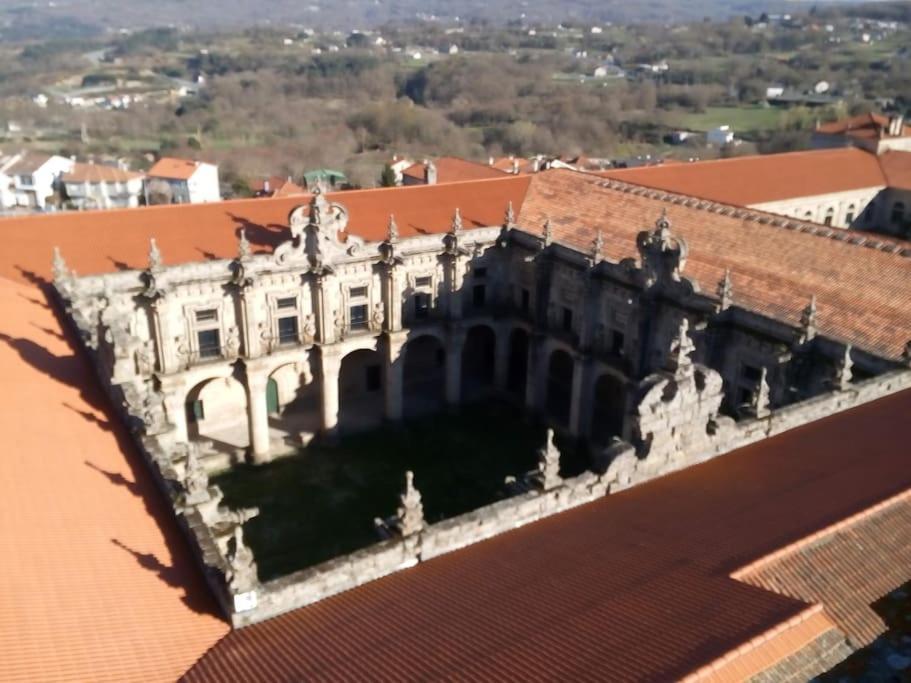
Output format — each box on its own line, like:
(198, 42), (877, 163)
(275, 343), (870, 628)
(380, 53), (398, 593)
(146, 157), (220, 205)
(0, 152), (73, 210)
(61, 162), (145, 210)
(707, 125), (735, 146)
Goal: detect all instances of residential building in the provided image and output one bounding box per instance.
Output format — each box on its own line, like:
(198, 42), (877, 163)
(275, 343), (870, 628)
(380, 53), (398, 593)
(401, 157), (507, 185)
(0, 152), (73, 210)
(146, 157), (220, 205)
(706, 125), (735, 146)
(812, 112), (911, 154)
(61, 162), (145, 210)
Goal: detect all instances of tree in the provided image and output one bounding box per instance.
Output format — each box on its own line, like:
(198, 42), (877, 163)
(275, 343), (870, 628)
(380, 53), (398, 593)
(379, 164), (397, 187)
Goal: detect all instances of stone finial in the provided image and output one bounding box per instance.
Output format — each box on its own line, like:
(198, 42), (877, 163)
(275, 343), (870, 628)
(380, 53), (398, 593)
(51, 246), (71, 285)
(591, 229), (604, 264)
(387, 214), (399, 243)
(666, 317), (696, 379)
(237, 229), (251, 261)
(396, 470), (424, 536)
(751, 368), (771, 418)
(451, 208), (463, 235)
(182, 442), (210, 504)
(801, 295), (818, 341)
(504, 201), (516, 228)
(834, 344), (854, 390)
(717, 268), (733, 310)
(636, 210), (688, 287)
(536, 429), (562, 491)
(148, 238), (163, 272)
(543, 218), (553, 247)
(225, 525), (259, 594)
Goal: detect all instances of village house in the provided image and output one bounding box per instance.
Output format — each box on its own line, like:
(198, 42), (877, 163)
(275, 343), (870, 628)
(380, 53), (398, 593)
(146, 157), (221, 205)
(61, 162), (145, 210)
(0, 151), (73, 210)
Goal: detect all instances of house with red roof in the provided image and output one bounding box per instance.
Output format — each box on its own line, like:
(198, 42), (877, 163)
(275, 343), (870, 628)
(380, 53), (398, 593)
(146, 157), (220, 205)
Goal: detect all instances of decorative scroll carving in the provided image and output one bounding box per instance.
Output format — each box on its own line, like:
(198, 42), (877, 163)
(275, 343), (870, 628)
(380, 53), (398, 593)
(225, 526), (259, 594)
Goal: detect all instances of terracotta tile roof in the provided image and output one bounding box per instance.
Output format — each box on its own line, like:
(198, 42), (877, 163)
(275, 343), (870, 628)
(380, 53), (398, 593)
(3, 151), (53, 176)
(250, 176), (306, 197)
(595, 148), (888, 206)
(816, 112), (911, 141)
(62, 162), (144, 184)
(402, 157), (509, 183)
(520, 169), (911, 361)
(184, 388), (911, 682)
(0, 276), (228, 682)
(490, 156), (536, 174)
(0, 175), (531, 283)
(147, 157), (209, 181)
(879, 150), (911, 191)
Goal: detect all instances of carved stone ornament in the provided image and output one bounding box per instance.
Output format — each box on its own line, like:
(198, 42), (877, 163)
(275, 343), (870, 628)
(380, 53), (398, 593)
(591, 229), (604, 265)
(224, 326), (241, 358)
(135, 340), (155, 376)
(801, 295), (818, 341)
(666, 317), (696, 379)
(225, 525), (259, 594)
(237, 228), (252, 261)
(182, 441), (210, 503)
(834, 344), (853, 390)
(717, 268), (733, 310)
(751, 367), (771, 418)
(371, 302), (385, 330)
(274, 191), (362, 269)
(536, 429), (562, 491)
(148, 238), (164, 272)
(504, 201), (516, 228)
(543, 218), (553, 247)
(636, 210), (688, 288)
(51, 246), (73, 287)
(396, 471), (424, 536)
(302, 313), (317, 341)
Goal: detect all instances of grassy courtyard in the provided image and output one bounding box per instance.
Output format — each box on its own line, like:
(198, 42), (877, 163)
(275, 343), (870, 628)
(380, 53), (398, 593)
(214, 402), (589, 582)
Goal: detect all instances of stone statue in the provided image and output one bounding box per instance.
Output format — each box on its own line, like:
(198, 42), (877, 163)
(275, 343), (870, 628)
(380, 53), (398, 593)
(52, 246), (72, 286)
(302, 313), (316, 341)
(543, 218), (553, 247)
(666, 318), (696, 379)
(504, 201), (516, 228)
(636, 211), (688, 288)
(372, 302), (385, 330)
(182, 442), (211, 504)
(801, 295), (818, 341)
(225, 526), (259, 594)
(237, 228), (252, 261)
(451, 207), (463, 235)
(148, 238), (163, 272)
(536, 429), (562, 491)
(396, 471), (424, 537)
(224, 326), (241, 358)
(717, 268), (733, 311)
(387, 214), (399, 243)
(135, 340), (155, 376)
(751, 368), (771, 418)
(834, 345), (853, 391)
(333, 308), (345, 340)
(591, 229), (604, 264)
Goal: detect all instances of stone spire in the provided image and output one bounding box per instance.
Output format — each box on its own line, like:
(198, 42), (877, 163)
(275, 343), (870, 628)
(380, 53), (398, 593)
(591, 229), (604, 265)
(636, 209), (688, 287)
(751, 368), (771, 418)
(225, 525), (259, 594)
(834, 344), (854, 390)
(801, 295), (817, 341)
(181, 442), (210, 505)
(387, 214), (399, 243)
(148, 238), (163, 272)
(536, 428), (562, 491)
(396, 471), (424, 536)
(451, 207), (463, 235)
(237, 228), (251, 261)
(504, 201), (516, 228)
(717, 268), (733, 310)
(51, 246), (71, 285)
(542, 218), (553, 247)
(665, 317), (696, 379)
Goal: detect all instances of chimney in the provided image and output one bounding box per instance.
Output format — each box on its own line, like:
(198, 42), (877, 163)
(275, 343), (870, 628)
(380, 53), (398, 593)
(888, 115), (904, 137)
(424, 160), (437, 185)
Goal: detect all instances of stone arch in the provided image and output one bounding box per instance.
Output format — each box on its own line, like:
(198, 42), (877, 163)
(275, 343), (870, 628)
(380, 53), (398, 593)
(338, 348), (384, 433)
(403, 334), (445, 417)
(546, 349), (574, 426)
(185, 375), (249, 447)
(461, 324), (496, 402)
(590, 373), (628, 445)
(507, 327), (530, 398)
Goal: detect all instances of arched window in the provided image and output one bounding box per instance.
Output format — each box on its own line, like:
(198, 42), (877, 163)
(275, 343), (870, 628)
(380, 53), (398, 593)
(823, 207), (834, 227)
(804, 210), (813, 220)
(845, 204), (856, 225)
(892, 202), (906, 225)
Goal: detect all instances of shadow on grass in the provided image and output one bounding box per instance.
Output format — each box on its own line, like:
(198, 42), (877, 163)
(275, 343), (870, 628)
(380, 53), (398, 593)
(214, 401), (589, 582)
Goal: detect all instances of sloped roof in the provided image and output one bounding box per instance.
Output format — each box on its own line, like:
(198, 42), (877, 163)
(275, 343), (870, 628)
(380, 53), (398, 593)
(816, 112), (911, 141)
(147, 157), (210, 181)
(402, 157), (508, 183)
(596, 148), (888, 206)
(879, 150), (911, 192)
(184, 388), (911, 682)
(3, 152), (54, 176)
(521, 169), (911, 361)
(62, 162), (144, 184)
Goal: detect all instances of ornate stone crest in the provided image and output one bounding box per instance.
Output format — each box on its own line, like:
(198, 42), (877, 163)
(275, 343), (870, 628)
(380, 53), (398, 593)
(636, 211), (688, 288)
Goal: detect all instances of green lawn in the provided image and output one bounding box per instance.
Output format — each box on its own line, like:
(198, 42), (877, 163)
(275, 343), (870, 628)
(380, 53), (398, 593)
(677, 106), (785, 134)
(214, 402), (589, 581)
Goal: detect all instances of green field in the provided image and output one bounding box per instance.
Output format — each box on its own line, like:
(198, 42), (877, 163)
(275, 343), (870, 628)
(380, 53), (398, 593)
(677, 106), (785, 134)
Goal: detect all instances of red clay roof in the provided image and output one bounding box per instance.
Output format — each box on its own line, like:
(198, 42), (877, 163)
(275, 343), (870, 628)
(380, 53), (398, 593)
(402, 157), (509, 183)
(521, 169), (911, 361)
(595, 148), (888, 206)
(148, 157), (208, 180)
(184, 388), (911, 682)
(879, 150), (911, 192)
(63, 162), (144, 184)
(817, 112), (911, 140)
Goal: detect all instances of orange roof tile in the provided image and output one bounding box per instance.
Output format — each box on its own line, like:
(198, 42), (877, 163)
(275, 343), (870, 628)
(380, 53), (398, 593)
(148, 157), (208, 181)
(595, 148), (887, 206)
(521, 169), (911, 361)
(62, 162), (144, 184)
(817, 112), (911, 141)
(185, 388), (911, 682)
(402, 157), (509, 183)
(879, 150), (911, 192)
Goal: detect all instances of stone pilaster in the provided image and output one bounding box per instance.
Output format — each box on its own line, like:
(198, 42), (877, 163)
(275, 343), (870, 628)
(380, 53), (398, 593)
(245, 370), (272, 463)
(385, 331), (407, 422)
(445, 329), (465, 408)
(162, 388), (189, 444)
(568, 354), (589, 438)
(319, 348), (342, 435)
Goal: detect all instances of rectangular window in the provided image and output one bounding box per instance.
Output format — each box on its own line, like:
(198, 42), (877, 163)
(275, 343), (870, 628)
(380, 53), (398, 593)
(521, 288), (530, 313)
(278, 316), (299, 344)
(350, 304), (368, 330)
(415, 276), (432, 288)
(415, 293), (430, 319)
(350, 286), (368, 299)
(845, 211), (855, 224)
(197, 329), (221, 358)
(366, 365), (382, 392)
(277, 297), (297, 310)
(562, 307), (573, 333)
(196, 308), (218, 323)
(473, 284), (486, 308)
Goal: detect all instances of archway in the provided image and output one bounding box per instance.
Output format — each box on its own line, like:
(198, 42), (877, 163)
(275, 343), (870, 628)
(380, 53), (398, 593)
(185, 375), (249, 449)
(338, 349), (384, 433)
(507, 328), (529, 398)
(546, 349), (574, 427)
(590, 373), (627, 445)
(267, 359), (322, 444)
(403, 335), (445, 417)
(461, 325), (496, 402)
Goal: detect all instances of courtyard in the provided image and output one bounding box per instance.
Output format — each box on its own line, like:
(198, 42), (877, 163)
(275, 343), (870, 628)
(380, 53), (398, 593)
(214, 401), (589, 581)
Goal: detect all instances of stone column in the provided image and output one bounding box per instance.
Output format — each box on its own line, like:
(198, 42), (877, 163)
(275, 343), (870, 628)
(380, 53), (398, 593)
(568, 355), (588, 438)
(445, 331), (464, 408)
(245, 371), (271, 464)
(320, 349), (342, 436)
(494, 325), (511, 391)
(385, 332), (407, 422)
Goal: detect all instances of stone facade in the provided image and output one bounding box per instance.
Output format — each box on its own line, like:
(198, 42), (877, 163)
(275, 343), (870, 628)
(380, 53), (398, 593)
(53, 190), (911, 626)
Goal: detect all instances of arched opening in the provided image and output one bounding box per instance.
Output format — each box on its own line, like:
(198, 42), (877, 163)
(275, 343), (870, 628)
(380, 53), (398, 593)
(267, 359), (322, 444)
(338, 349), (384, 433)
(461, 325), (496, 402)
(823, 207), (834, 227)
(590, 374), (628, 445)
(403, 335), (445, 418)
(185, 375), (249, 449)
(546, 349), (574, 427)
(845, 204), (856, 225)
(507, 328), (530, 398)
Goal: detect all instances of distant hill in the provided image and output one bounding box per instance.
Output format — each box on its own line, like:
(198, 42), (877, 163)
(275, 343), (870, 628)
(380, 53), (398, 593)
(0, 0), (840, 39)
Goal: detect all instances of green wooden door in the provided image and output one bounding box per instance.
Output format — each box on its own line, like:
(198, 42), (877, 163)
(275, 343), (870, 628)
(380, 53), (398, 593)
(266, 378), (279, 415)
